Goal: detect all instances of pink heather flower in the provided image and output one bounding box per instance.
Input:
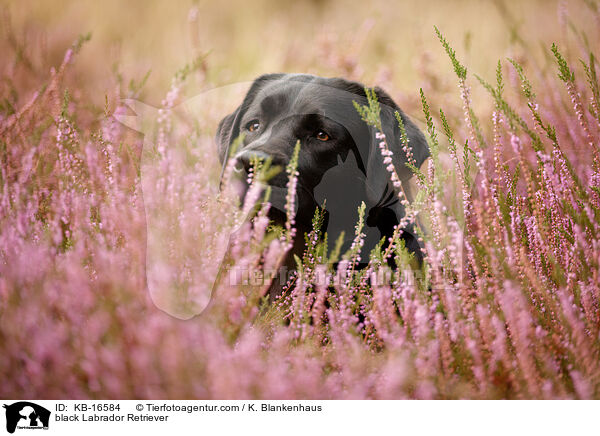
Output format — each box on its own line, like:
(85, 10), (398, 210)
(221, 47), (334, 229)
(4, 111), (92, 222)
(63, 48), (73, 65)
(510, 134), (521, 154)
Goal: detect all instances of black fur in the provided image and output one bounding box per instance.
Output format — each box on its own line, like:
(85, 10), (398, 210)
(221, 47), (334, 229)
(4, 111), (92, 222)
(216, 74), (429, 298)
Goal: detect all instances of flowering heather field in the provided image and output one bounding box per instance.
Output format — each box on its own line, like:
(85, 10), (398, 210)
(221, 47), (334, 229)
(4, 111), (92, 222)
(1, 1), (600, 399)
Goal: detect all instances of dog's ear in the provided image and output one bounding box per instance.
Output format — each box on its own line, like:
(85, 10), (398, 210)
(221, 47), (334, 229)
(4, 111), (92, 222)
(216, 108), (240, 163)
(371, 87), (429, 182)
(360, 87), (429, 204)
(215, 73), (287, 164)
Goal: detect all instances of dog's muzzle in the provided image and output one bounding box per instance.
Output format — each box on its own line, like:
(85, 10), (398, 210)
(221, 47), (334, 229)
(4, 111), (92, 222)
(233, 149), (271, 174)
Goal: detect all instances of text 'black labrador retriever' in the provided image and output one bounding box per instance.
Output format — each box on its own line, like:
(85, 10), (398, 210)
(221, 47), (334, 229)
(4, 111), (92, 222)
(216, 74), (429, 298)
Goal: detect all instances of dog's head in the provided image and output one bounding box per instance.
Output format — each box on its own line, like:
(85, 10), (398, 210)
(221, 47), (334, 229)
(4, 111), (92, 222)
(216, 73), (429, 261)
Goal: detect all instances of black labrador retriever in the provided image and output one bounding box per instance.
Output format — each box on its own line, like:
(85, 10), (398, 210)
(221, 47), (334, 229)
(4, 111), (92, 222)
(216, 74), (429, 298)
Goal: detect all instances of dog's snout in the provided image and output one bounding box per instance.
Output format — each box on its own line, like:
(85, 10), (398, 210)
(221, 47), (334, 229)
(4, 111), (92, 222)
(235, 150), (271, 173)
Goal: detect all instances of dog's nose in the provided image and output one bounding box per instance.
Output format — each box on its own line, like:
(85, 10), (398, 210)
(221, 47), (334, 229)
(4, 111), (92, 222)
(234, 150), (270, 173)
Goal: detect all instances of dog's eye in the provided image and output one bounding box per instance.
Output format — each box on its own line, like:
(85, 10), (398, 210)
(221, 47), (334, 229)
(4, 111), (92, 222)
(316, 130), (330, 141)
(245, 120), (260, 132)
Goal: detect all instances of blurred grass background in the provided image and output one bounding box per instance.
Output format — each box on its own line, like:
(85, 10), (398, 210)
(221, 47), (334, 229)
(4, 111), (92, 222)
(4, 0), (594, 113)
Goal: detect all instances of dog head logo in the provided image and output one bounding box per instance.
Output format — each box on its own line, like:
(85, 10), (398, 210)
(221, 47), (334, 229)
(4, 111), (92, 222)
(3, 402), (50, 434)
